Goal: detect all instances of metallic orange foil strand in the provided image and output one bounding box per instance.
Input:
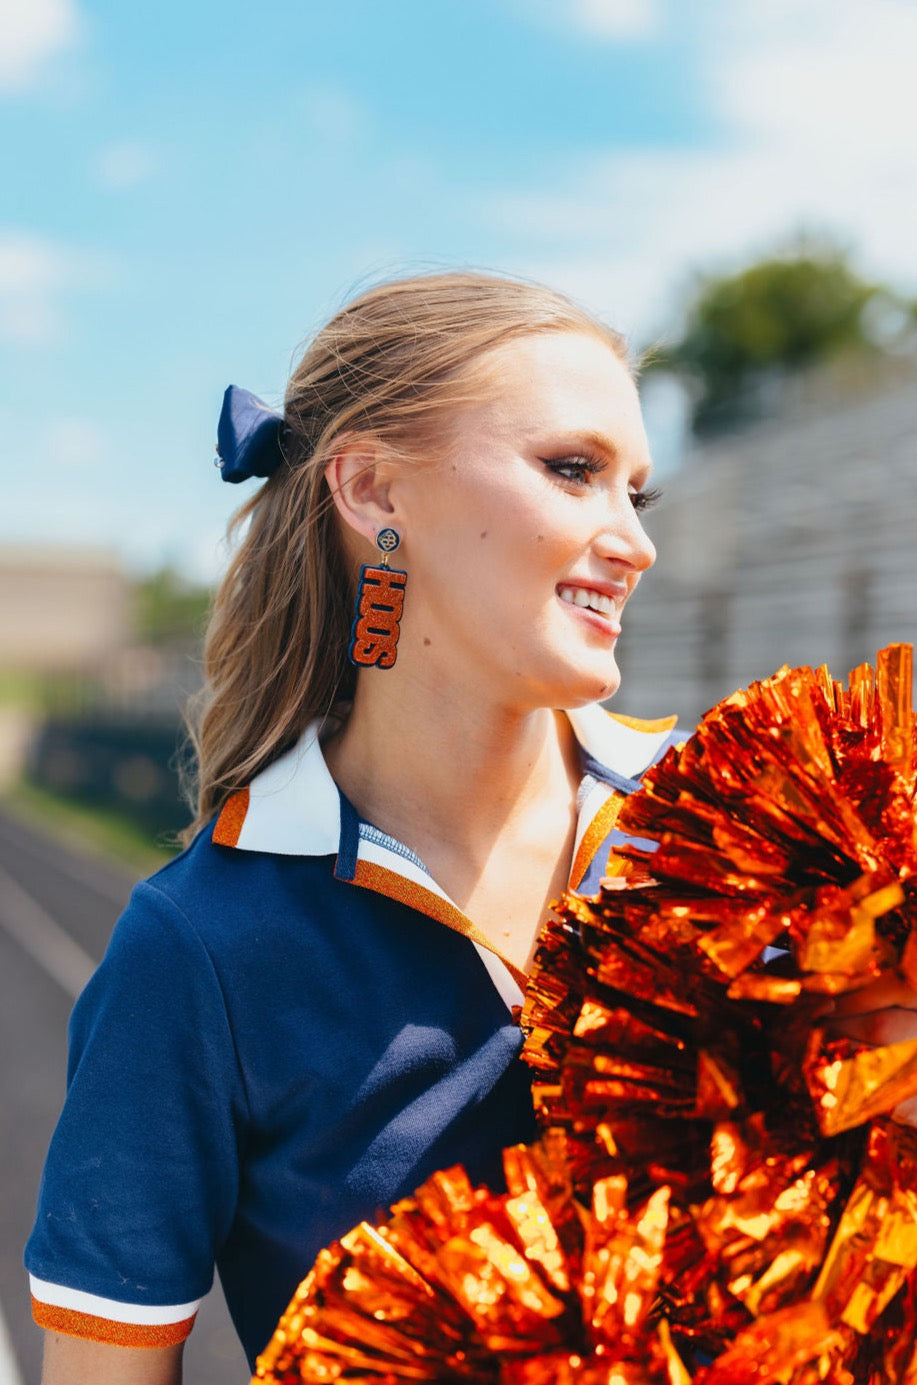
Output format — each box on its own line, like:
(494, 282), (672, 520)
(254, 646), (917, 1385)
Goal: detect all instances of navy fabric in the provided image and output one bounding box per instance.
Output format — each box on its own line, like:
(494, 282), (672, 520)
(580, 753), (643, 797)
(26, 720), (688, 1368)
(215, 385), (284, 483)
(333, 787), (361, 882)
(575, 726), (686, 895)
(25, 831), (536, 1369)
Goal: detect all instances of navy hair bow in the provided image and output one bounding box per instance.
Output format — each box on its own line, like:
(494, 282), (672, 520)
(214, 385), (284, 483)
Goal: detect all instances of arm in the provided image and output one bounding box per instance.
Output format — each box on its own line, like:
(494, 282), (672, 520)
(42, 1334), (183, 1385)
(27, 883), (243, 1372)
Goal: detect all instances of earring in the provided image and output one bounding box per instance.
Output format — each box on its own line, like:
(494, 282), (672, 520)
(348, 528), (408, 669)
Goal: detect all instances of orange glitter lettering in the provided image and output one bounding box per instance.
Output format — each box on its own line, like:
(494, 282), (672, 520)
(349, 566), (407, 668)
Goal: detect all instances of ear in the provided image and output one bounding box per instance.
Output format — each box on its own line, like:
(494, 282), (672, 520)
(324, 442), (398, 553)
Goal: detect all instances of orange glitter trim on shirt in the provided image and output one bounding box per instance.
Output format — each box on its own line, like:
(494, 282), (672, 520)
(607, 710), (679, 734)
(212, 785), (250, 847)
(31, 1297), (196, 1349)
(568, 791), (626, 892)
(350, 859), (528, 991)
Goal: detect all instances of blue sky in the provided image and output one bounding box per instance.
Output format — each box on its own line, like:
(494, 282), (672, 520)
(3, 0), (916, 578)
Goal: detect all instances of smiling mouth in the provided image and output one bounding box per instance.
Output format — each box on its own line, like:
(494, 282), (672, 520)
(557, 584), (620, 619)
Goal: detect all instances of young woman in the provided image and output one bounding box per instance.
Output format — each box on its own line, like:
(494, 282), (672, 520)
(52, 267), (917, 1385)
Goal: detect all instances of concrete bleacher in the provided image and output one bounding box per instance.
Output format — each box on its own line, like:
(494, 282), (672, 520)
(615, 362), (917, 727)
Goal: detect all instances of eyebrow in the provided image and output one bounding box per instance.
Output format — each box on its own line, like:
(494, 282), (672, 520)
(539, 429), (655, 487)
(555, 429), (621, 461)
(518, 426), (619, 459)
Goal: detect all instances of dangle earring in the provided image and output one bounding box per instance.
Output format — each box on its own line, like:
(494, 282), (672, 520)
(348, 528), (408, 669)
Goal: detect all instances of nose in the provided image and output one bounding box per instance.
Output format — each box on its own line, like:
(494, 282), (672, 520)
(594, 500), (656, 575)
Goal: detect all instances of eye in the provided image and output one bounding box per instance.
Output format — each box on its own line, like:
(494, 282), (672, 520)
(542, 454), (606, 485)
(629, 485), (662, 513)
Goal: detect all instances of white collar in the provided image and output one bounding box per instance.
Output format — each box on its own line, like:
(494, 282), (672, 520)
(212, 703), (678, 1010)
(214, 704), (677, 858)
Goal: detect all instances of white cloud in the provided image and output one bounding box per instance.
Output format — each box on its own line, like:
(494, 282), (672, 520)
(301, 84), (365, 144)
(45, 417), (109, 468)
(712, 0), (917, 158)
(93, 140), (157, 190)
(509, 0), (661, 41)
(0, 295), (61, 343)
(695, 0), (917, 292)
(0, 232), (67, 293)
(489, 143), (880, 330)
(0, 0), (82, 93)
(0, 231), (68, 343)
(0, 229), (113, 344)
(482, 0), (917, 340)
(566, 0), (661, 39)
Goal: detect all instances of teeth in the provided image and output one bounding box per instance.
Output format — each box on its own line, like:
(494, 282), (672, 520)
(558, 585), (616, 617)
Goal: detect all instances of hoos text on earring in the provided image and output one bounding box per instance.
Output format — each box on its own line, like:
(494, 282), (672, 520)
(349, 564), (407, 669)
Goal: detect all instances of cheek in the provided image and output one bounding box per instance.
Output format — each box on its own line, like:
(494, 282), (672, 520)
(408, 464), (583, 607)
(431, 481), (544, 558)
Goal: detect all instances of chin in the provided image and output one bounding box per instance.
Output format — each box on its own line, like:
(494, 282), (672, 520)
(551, 663), (622, 709)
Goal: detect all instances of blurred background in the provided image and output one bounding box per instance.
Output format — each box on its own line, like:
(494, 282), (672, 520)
(1, 1), (915, 1381)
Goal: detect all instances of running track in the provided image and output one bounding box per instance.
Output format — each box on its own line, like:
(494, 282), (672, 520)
(0, 808), (248, 1384)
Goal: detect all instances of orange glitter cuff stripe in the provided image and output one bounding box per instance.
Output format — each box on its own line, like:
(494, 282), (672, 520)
(569, 790), (626, 892)
(212, 785), (250, 847)
(31, 1297), (196, 1349)
(351, 859), (528, 991)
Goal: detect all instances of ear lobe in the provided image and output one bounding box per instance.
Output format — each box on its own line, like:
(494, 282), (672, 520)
(325, 446), (396, 549)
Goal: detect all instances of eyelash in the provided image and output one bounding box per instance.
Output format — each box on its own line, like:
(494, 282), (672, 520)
(543, 454), (606, 484)
(542, 455), (663, 512)
(632, 485), (663, 513)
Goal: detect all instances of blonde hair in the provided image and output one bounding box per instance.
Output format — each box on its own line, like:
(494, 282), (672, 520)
(183, 270), (629, 839)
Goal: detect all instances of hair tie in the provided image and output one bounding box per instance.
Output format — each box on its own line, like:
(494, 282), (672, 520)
(214, 385), (284, 483)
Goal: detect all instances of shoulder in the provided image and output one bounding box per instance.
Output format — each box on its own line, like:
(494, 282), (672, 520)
(73, 828), (334, 1033)
(134, 818), (329, 945)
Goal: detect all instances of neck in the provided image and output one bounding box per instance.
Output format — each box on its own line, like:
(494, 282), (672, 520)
(324, 656), (588, 972)
(323, 662), (581, 854)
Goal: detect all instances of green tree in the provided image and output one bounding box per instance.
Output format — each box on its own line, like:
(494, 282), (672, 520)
(657, 240), (892, 434)
(133, 566), (212, 646)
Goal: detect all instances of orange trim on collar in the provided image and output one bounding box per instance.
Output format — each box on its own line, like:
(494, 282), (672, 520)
(212, 786), (250, 847)
(569, 790), (626, 892)
(607, 710), (679, 734)
(350, 859), (529, 992)
(31, 1298), (196, 1349)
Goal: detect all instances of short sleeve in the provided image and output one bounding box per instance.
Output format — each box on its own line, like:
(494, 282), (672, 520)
(25, 880), (247, 1347)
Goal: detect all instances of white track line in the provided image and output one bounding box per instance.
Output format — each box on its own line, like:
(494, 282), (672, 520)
(0, 813), (134, 909)
(0, 861), (96, 1001)
(0, 862), (98, 1384)
(0, 1297), (24, 1385)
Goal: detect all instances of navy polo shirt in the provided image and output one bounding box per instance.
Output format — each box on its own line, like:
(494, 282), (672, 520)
(26, 705), (680, 1368)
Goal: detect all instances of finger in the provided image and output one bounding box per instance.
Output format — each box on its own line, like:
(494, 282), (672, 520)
(827, 1008), (917, 1048)
(829, 975), (917, 1019)
(893, 1094), (917, 1128)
